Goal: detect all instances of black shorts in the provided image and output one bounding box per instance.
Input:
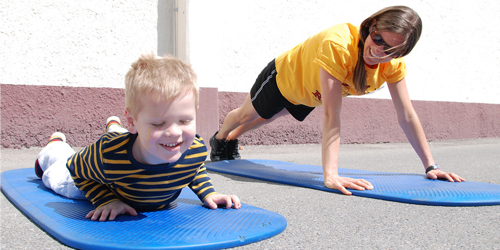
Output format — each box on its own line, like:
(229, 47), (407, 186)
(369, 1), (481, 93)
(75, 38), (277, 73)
(250, 59), (315, 121)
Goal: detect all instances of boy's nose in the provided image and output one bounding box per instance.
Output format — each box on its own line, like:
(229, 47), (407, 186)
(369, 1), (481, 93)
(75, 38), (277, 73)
(164, 124), (182, 136)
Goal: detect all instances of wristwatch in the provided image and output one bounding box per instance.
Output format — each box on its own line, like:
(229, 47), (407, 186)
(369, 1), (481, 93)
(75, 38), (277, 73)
(425, 164), (440, 173)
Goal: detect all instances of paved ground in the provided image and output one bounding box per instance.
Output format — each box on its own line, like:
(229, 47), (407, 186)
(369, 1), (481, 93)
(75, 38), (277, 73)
(2, 138), (500, 249)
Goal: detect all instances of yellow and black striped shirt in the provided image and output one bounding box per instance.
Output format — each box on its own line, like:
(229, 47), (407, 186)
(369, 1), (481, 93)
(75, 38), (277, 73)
(66, 132), (216, 210)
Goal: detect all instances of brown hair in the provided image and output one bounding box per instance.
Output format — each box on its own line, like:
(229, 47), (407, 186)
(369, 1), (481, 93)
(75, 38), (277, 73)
(125, 53), (198, 117)
(353, 6), (422, 94)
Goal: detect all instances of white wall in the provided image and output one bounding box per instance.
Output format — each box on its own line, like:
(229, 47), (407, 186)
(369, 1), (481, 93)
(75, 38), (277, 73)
(189, 0), (500, 104)
(0, 0), (161, 89)
(2, 0), (499, 104)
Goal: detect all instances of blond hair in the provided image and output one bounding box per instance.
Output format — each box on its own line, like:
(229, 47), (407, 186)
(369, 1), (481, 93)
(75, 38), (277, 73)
(125, 53), (198, 117)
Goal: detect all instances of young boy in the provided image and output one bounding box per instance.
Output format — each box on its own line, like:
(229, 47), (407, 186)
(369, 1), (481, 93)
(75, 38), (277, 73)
(34, 53), (242, 221)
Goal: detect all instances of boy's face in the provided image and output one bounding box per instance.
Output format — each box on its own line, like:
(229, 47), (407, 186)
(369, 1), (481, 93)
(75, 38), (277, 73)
(126, 91), (197, 165)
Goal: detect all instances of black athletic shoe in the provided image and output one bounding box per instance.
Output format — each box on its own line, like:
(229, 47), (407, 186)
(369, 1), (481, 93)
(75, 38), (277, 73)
(34, 159), (44, 178)
(227, 139), (241, 160)
(210, 131), (229, 162)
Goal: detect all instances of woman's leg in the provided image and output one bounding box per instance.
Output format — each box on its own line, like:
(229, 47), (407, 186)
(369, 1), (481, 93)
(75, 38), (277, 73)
(211, 59), (287, 161)
(216, 94), (262, 140)
(210, 95), (291, 161)
(228, 108), (290, 140)
(210, 94), (260, 161)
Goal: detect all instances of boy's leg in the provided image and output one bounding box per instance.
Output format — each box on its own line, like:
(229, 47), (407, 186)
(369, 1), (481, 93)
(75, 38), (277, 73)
(35, 132), (73, 177)
(36, 132), (86, 199)
(106, 116), (129, 133)
(42, 159), (86, 199)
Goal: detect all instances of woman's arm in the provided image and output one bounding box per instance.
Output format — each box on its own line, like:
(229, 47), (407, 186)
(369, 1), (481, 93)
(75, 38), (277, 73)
(320, 68), (373, 194)
(387, 77), (464, 182)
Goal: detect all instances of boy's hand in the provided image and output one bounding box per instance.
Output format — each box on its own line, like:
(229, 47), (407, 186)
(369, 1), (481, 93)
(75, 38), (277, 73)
(86, 200), (138, 221)
(324, 175), (373, 195)
(204, 194), (242, 210)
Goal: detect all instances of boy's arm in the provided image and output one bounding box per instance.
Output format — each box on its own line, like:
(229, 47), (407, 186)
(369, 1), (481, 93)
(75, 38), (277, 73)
(189, 163), (241, 209)
(188, 163), (218, 201)
(71, 175), (120, 208)
(86, 200), (137, 221)
(67, 138), (121, 208)
(188, 136), (240, 209)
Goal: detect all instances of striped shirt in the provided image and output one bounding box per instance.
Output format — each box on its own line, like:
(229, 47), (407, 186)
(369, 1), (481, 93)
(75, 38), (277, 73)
(66, 132), (216, 210)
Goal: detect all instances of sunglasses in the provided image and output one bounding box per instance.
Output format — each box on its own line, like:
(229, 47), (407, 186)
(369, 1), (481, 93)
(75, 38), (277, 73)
(369, 27), (403, 58)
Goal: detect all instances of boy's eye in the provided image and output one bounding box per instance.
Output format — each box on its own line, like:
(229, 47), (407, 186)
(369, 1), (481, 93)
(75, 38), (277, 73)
(181, 120), (192, 125)
(151, 122), (165, 127)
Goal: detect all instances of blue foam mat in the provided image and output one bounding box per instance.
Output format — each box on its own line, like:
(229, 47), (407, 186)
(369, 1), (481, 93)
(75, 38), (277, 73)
(206, 159), (500, 206)
(1, 168), (287, 250)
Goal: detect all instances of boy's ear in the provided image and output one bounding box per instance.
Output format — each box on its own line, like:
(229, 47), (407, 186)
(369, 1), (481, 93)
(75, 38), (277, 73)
(125, 109), (138, 134)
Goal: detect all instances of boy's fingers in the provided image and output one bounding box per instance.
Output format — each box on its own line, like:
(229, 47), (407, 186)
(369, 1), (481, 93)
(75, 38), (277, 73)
(109, 209), (121, 221)
(231, 195), (242, 209)
(205, 199), (217, 209)
(126, 206), (138, 216)
(86, 210), (95, 219)
(91, 210), (102, 221)
(225, 196), (232, 209)
(99, 210), (110, 221)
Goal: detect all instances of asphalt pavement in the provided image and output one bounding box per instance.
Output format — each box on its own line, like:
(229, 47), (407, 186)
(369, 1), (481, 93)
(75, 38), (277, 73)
(2, 138), (500, 249)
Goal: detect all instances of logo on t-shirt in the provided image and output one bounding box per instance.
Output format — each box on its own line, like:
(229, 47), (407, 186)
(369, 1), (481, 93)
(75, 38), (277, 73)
(341, 83), (352, 96)
(312, 90), (322, 103)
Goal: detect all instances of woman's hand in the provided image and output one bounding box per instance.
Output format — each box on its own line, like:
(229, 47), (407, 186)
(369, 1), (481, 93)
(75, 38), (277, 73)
(86, 200), (137, 221)
(324, 175), (374, 195)
(426, 169), (465, 182)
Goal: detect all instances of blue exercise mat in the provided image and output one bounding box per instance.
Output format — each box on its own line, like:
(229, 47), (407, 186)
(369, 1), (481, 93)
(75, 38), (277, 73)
(206, 159), (500, 206)
(1, 168), (287, 250)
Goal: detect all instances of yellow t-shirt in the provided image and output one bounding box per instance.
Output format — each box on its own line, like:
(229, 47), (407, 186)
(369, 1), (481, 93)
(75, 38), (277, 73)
(275, 23), (407, 107)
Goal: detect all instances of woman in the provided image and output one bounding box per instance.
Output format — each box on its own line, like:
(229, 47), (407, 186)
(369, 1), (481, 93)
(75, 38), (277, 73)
(210, 6), (465, 195)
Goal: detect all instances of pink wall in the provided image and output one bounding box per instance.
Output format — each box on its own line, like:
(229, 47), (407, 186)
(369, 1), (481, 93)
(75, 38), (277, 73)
(218, 92), (500, 145)
(1, 84), (218, 149)
(1, 84), (499, 149)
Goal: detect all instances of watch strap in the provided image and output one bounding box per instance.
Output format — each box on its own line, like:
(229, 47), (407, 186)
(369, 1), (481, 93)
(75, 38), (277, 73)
(425, 164), (440, 173)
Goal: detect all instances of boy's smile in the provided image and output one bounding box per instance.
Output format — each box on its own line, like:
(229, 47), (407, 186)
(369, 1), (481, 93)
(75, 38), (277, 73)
(127, 91), (197, 165)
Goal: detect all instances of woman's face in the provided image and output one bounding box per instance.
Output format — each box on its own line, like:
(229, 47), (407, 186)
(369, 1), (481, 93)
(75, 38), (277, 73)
(363, 26), (405, 66)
